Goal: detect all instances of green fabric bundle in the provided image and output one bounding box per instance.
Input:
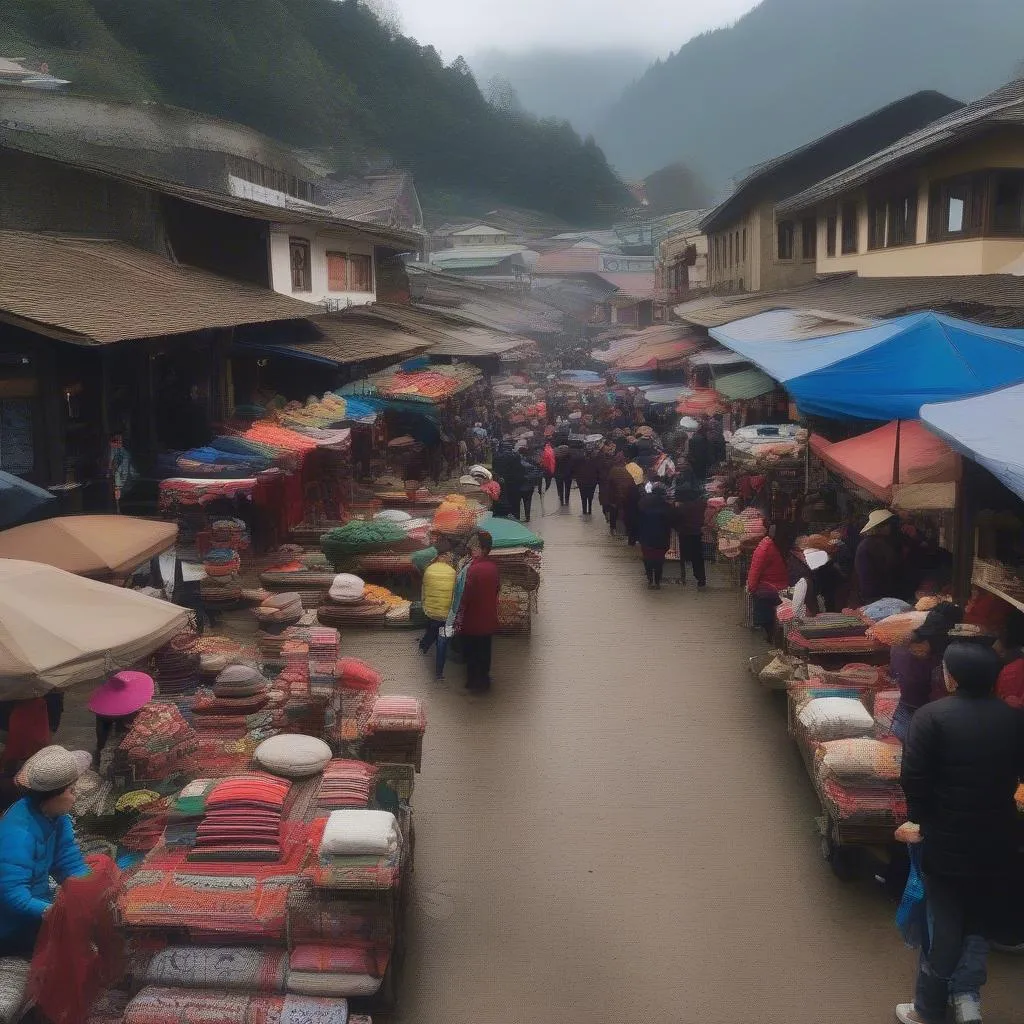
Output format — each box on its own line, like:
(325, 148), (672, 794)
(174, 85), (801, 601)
(321, 520), (408, 564)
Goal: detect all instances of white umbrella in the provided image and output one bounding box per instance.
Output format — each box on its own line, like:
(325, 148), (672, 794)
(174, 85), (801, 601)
(0, 559), (189, 698)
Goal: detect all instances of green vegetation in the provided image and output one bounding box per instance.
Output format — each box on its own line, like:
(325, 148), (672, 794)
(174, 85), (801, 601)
(1, 0), (629, 225)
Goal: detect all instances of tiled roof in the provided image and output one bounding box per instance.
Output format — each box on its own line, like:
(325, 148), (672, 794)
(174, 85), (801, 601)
(701, 90), (963, 233)
(242, 315), (430, 365)
(0, 231), (313, 344)
(779, 79), (1024, 214)
(534, 248), (603, 274)
(318, 173), (421, 231)
(597, 272), (657, 301)
(673, 273), (1024, 329)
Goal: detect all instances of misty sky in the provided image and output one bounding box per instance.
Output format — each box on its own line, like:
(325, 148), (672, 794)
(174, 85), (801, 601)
(398, 0), (761, 59)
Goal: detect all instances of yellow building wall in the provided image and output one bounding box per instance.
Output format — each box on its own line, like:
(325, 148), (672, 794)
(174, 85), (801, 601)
(813, 128), (1024, 278)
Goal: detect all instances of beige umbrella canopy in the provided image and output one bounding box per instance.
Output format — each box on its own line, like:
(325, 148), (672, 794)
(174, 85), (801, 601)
(0, 515), (177, 579)
(0, 559), (189, 698)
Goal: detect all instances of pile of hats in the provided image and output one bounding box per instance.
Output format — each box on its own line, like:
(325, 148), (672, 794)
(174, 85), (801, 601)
(431, 494), (480, 536)
(210, 517), (250, 549)
(200, 546), (242, 607)
(214, 664), (272, 704)
(187, 773), (291, 862)
(254, 592), (304, 630)
(153, 634), (202, 697)
(321, 520), (408, 566)
(318, 574), (388, 628)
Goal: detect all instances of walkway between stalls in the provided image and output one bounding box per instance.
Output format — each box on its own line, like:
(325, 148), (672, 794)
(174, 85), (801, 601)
(364, 506), (1021, 1024)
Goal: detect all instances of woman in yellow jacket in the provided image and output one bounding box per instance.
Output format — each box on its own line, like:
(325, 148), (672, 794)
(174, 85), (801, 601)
(419, 548), (457, 679)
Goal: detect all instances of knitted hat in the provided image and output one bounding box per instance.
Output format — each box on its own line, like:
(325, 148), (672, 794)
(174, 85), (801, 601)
(19, 745), (91, 794)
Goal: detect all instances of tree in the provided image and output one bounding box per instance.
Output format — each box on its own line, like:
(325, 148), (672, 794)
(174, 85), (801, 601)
(359, 0), (401, 37)
(644, 162), (714, 214)
(485, 74), (522, 114)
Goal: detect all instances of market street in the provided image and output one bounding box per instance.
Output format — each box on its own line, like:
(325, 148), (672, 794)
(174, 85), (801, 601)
(346, 507), (1024, 1024)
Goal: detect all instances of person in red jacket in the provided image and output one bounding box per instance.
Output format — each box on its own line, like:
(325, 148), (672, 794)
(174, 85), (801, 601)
(538, 442), (556, 496)
(746, 522), (797, 640)
(456, 530), (501, 693)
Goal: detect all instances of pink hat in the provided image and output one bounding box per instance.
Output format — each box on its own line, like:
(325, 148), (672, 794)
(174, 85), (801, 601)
(88, 670), (155, 718)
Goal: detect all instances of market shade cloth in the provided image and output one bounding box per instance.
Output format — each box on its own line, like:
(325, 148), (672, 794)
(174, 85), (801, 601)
(810, 420), (961, 509)
(710, 310), (1024, 419)
(612, 337), (702, 370)
(0, 559), (189, 698)
(712, 368), (777, 402)
(0, 515), (177, 578)
(644, 386), (694, 405)
(677, 389), (728, 416)
(0, 472), (55, 528)
(921, 381), (1024, 502)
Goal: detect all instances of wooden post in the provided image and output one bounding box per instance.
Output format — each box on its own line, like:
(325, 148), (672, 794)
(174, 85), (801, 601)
(952, 461), (978, 606)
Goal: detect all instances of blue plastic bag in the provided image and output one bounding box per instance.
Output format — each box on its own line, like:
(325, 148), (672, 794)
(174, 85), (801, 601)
(895, 844), (930, 953)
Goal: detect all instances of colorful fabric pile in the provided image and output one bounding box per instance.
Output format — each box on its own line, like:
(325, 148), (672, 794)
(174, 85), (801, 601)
(820, 777), (907, 826)
(321, 521), (408, 564)
(364, 362), (482, 402)
(211, 518), (251, 549)
(318, 760), (378, 811)
(287, 944), (386, 998)
(112, 703), (199, 786)
(143, 946), (288, 992)
(159, 478), (259, 512)
(866, 611), (928, 647)
(122, 987), (353, 1024)
(309, 811), (401, 892)
(873, 689), (901, 734)
(187, 774), (292, 863)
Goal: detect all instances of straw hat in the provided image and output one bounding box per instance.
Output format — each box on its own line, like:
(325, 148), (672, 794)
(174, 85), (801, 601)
(861, 509), (895, 534)
(18, 745), (92, 793)
(87, 670), (155, 718)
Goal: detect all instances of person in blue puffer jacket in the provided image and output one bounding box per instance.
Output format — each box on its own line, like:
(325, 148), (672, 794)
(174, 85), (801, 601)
(0, 745), (91, 957)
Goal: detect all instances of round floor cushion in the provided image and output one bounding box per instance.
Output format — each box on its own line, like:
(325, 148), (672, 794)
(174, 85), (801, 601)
(254, 735), (332, 778)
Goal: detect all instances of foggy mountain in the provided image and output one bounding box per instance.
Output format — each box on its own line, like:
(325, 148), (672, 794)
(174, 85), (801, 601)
(470, 48), (651, 137)
(594, 0), (1024, 186)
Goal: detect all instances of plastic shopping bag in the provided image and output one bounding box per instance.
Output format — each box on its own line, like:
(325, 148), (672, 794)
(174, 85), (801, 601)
(895, 844), (929, 953)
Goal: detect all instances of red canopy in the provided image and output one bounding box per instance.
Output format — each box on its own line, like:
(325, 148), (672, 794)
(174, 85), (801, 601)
(677, 389), (728, 416)
(810, 420), (961, 507)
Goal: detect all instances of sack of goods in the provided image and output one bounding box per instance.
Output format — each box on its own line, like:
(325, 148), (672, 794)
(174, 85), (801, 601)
(797, 696), (875, 742)
(328, 574), (365, 604)
(815, 737), (902, 788)
(866, 611), (928, 647)
(254, 592), (303, 625)
(759, 652), (807, 686)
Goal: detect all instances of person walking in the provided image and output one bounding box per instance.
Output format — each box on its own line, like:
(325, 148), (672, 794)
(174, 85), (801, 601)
(595, 440), (616, 523)
(554, 444), (574, 508)
(895, 642), (1024, 1024)
(605, 452), (634, 537)
(574, 448), (600, 517)
(539, 441), (555, 496)
(517, 446), (542, 523)
(419, 545), (457, 680)
(673, 481), (708, 588)
(452, 531), (500, 693)
(636, 481), (673, 588)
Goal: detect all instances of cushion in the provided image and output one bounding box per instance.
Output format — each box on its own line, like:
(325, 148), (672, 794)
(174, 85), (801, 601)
(146, 947), (286, 992)
(374, 509), (412, 524)
(336, 658), (381, 693)
(216, 664), (266, 686)
(264, 592), (304, 611)
(254, 735), (332, 778)
(797, 697), (874, 742)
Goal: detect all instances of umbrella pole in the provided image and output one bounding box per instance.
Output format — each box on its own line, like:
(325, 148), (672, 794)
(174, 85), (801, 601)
(892, 418), (902, 495)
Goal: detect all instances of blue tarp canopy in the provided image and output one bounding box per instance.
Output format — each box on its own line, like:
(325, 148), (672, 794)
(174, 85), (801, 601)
(0, 472), (54, 528)
(710, 310), (1024, 420)
(922, 382), (1024, 501)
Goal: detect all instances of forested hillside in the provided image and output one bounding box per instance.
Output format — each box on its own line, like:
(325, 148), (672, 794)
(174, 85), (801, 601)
(595, 0), (1024, 185)
(1, 0), (630, 224)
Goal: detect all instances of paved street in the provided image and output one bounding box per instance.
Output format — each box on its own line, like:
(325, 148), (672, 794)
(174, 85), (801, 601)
(370, 505), (1023, 1024)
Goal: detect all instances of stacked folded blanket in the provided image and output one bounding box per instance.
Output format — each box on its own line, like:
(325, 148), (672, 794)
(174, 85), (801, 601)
(144, 947), (287, 992)
(286, 945), (386, 998)
(123, 988), (351, 1024)
(309, 811), (402, 892)
(318, 761), (378, 810)
(187, 774), (291, 862)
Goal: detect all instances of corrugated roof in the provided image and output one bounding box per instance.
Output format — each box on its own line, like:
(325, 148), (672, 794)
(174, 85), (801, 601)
(673, 273), (1024, 329)
(535, 248), (603, 274)
(712, 368), (778, 401)
(598, 272), (657, 300)
(0, 231), (313, 344)
(688, 348), (750, 367)
(780, 79), (1024, 214)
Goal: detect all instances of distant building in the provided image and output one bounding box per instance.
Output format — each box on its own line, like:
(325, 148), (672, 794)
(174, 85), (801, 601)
(652, 210), (709, 302)
(700, 90), (963, 294)
(779, 79), (1024, 280)
(319, 172), (424, 234)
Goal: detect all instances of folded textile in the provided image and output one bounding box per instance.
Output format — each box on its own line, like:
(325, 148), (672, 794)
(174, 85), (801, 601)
(320, 810), (398, 857)
(124, 988), (348, 1024)
(287, 945), (381, 976)
(145, 947), (287, 992)
(286, 973), (381, 997)
(873, 689), (901, 733)
(821, 778), (907, 825)
(365, 697), (426, 734)
(797, 697), (875, 742)
(861, 597), (913, 622)
(816, 738), (902, 788)
(318, 761), (377, 810)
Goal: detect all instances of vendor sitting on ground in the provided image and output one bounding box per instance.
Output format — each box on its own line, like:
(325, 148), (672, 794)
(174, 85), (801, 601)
(0, 745), (91, 957)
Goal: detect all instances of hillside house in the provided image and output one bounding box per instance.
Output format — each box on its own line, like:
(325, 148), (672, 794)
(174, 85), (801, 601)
(779, 80), (1024, 279)
(701, 91), (962, 293)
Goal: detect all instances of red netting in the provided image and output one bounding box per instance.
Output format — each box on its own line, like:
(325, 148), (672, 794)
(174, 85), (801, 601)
(29, 855), (124, 1024)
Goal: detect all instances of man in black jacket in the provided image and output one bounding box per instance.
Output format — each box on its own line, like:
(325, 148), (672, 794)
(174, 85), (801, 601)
(896, 642), (1024, 1024)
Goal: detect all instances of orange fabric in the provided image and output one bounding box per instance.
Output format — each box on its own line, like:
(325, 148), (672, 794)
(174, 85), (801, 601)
(29, 855), (123, 1024)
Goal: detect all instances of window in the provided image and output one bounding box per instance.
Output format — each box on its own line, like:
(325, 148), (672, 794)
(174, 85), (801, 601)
(990, 171), (1024, 235)
(928, 175), (986, 242)
(289, 238), (312, 292)
(326, 251), (374, 292)
(869, 191), (918, 249)
(841, 202), (859, 254)
(742, 228), (747, 262)
(734, 230), (741, 265)
(777, 219), (795, 260)
(728, 233), (733, 267)
(801, 217), (816, 260)
(826, 214), (837, 257)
